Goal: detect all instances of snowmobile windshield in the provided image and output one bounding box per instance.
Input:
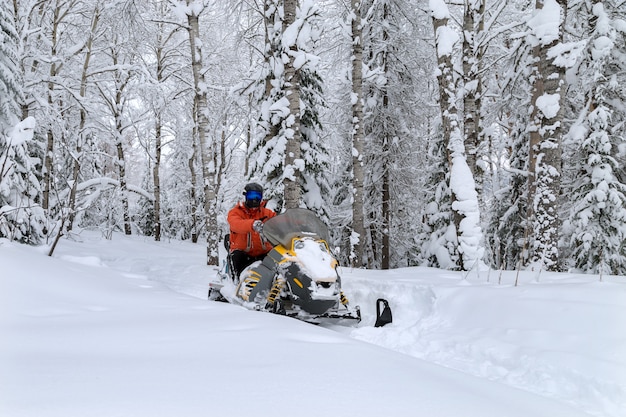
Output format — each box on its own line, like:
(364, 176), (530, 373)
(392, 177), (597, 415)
(262, 208), (330, 248)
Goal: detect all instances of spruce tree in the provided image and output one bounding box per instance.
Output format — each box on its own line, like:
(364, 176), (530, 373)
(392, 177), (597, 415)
(0, 2), (44, 244)
(247, 0), (328, 215)
(565, 0), (626, 274)
(0, 2), (20, 130)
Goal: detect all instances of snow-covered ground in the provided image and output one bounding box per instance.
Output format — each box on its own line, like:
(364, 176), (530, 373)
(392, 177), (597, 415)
(1, 231), (624, 417)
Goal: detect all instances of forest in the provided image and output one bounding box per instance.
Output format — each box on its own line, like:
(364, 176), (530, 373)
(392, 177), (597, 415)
(1, 0), (625, 274)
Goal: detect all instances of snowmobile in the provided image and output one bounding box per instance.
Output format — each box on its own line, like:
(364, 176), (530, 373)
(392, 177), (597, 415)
(209, 208), (390, 326)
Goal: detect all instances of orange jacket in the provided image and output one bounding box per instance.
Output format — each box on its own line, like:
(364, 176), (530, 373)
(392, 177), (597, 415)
(227, 201), (276, 257)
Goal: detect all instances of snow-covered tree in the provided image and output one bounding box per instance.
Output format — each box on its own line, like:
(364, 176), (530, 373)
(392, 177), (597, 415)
(161, 117), (198, 241)
(286, 2), (329, 217)
(246, 0), (283, 200)
(95, 27), (142, 236)
(348, 0), (367, 267)
(0, 118), (45, 244)
(564, 0), (626, 274)
(246, 0), (327, 214)
(526, 0), (569, 271)
(0, 2), (20, 130)
(4, 0), (626, 272)
(485, 125), (530, 270)
(64, 4), (101, 234)
(462, 0), (485, 188)
(481, 2), (535, 270)
(180, 0), (222, 264)
(132, 0), (197, 241)
(0, 2), (44, 243)
(420, 128), (457, 269)
(429, 0), (484, 271)
(359, 0), (423, 268)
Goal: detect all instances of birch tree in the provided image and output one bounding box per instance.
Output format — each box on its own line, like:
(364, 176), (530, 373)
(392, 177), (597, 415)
(41, 0), (64, 213)
(184, 0), (219, 265)
(149, 3), (168, 241)
(338, 0), (429, 269)
(244, 0), (325, 214)
(96, 37), (136, 235)
(362, 0), (393, 269)
(243, 0), (282, 204)
(526, 0), (567, 270)
(16, 0), (102, 240)
(462, 0), (485, 186)
(349, 0), (366, 267)
(282, 0), (302, 209)
(66, 4), (100, 233)
(138, 0), (188, 241)
(430, 0), (484, 271)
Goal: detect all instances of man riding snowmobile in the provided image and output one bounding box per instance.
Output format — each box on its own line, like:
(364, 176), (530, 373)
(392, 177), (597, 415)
(211, 208), (362, 325)
(226, 182), (276, 281)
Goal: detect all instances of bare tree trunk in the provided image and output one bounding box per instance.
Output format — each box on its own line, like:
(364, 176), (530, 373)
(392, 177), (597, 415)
(350, 0), (366, 267)
(115, 123), (131, 236)
(381, 131), (391, 269)
(380, 1), (391, 270)
(216, 126), (226, 205)
(527, 0), (566, 271)
(109, 46), (132, 236)
(188, 132), (198, 243)
(432, 8), (460, 268)
(282, 0), (302, 209)
(66, 138), (82, 233)
(43, 4), (62, 212)
(43, 128), (54, 212)
(152, 26), (165, 242)
(244, 93), (253, 177)
(68, 6), (99, 232)
(154, 115), (162, 241)
(186, 5), (219, 265)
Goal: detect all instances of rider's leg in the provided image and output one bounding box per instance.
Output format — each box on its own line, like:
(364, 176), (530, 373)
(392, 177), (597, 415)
(229, 250), (256, 282)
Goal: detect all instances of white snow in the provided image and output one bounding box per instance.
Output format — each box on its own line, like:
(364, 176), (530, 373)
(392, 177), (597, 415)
(293, 238), (337, 280)
(435, 25), (459, 57)
(548, 40), (588, 68)
(449, 151), (485, 270)
(536, 93), (561, 119)
(527, 0), (563, 46)
(1, 232), (624, 417)
(429, 0), (450, 20)
(430, 0), (459, 57)
(7, 117), (36, 146)
(591, 36), (613, 61)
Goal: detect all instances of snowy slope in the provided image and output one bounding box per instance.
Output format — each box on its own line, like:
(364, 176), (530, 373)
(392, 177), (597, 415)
(1, 232), (624, 417)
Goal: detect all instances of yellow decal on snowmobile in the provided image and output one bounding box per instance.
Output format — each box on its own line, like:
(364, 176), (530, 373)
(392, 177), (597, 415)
(340, 291), (349, 306)
(272, 246), (299, 268)
(267, 278), (285, 304)
(273, 244), (295, 260)
(239, 275), (260, 301)
(293, 278), (304, 288)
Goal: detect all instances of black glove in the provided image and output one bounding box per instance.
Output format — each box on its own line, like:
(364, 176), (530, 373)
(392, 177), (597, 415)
(252, 220), (264, 233)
